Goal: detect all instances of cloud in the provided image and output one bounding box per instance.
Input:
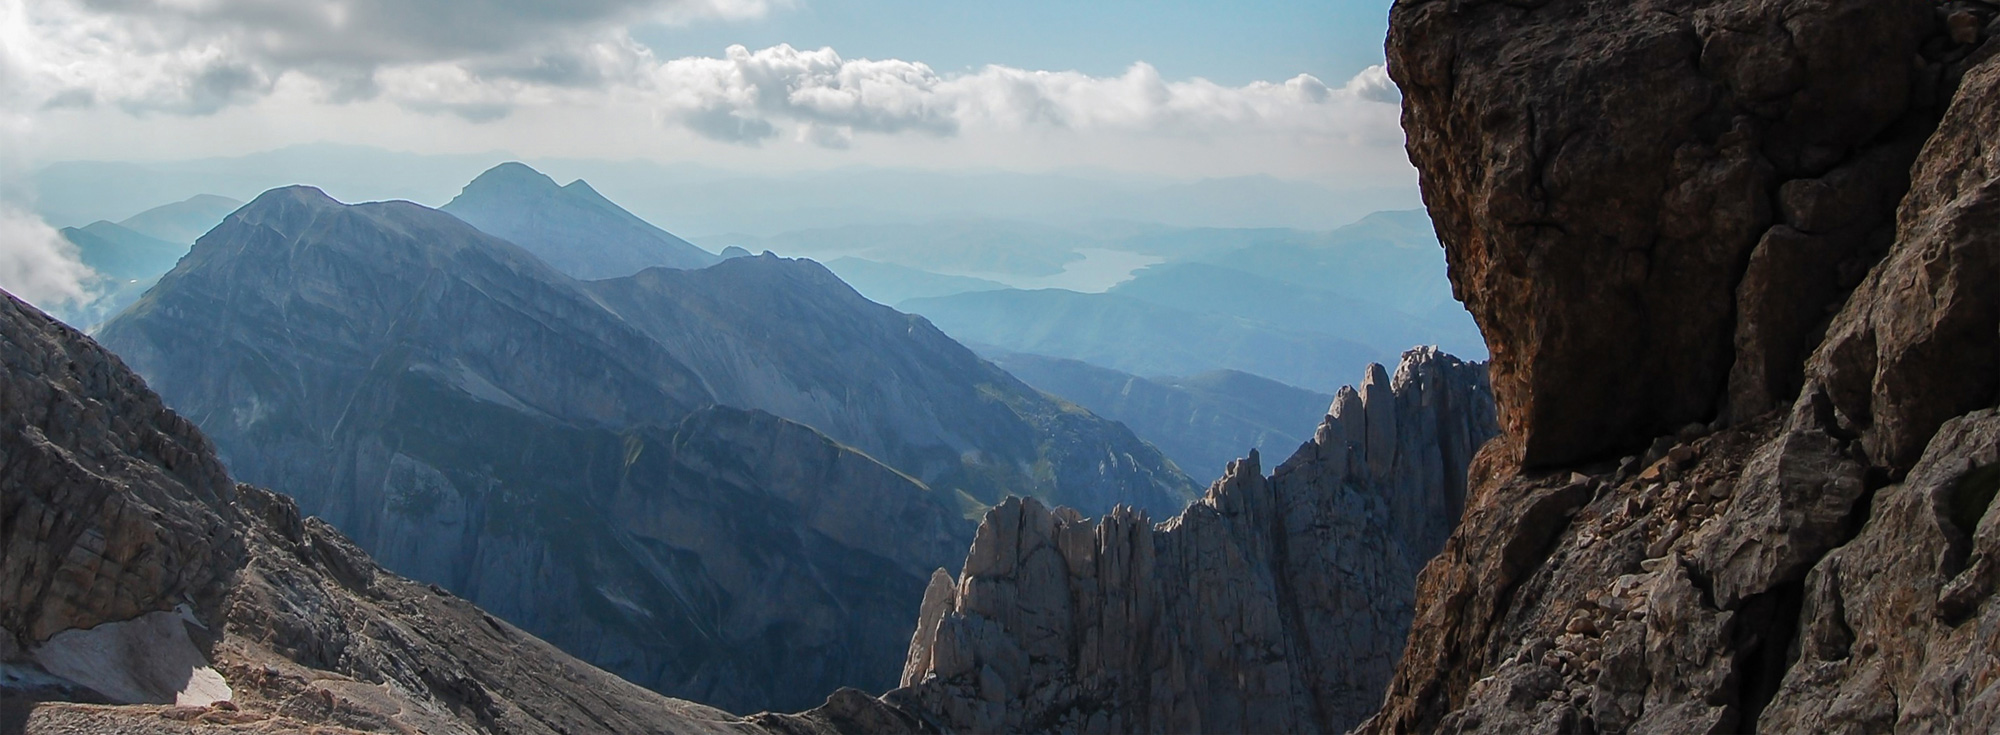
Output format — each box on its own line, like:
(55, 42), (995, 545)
(0, 207), (95, 310)
(648, 44), (1399, 149)
(3, 0), (779, 114)
(5, 1), (1400, 151)
(1343, 64), (1400, 104)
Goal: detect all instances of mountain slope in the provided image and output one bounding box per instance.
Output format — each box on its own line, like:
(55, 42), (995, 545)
(0, 289), (846, 734)
(115, 194), (242, 244)
(709, 220), (1087, 278)
(43, 221), (193, 330)
(90, 187), (968, 713)
(441, 162), (718, 279)
(60, 221), (188, 282)
(903, 288), (1384, 394)
(989, 352), (1334, 480)
(587, 254), (1198, 516)
(93, 186), (1192, 711)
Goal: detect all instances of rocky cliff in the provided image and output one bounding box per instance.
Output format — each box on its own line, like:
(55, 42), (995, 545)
(1368, 0), (2000, 731)
(865, 347), (1496, 733)
(0, 289), (878, 733)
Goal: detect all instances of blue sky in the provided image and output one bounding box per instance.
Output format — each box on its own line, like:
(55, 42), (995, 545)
(635, 0), (1391, 86)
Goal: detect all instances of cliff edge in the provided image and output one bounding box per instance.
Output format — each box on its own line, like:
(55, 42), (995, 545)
(1370, 0), (2000, 731)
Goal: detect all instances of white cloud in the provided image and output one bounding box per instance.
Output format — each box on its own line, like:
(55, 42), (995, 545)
(0, 207), (95, 310)
(2, 0), (780, 115)
(647, 45), (1399, 149)
(4, 0), (1400, 140)
(3, 0), (1408, 187)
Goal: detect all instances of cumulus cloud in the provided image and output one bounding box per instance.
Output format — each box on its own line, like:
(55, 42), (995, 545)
(646, 44), (1399, 148)
(3, 0), (778, 114)
(4, 0), (1400, 147)
(0, 207), (95, 310)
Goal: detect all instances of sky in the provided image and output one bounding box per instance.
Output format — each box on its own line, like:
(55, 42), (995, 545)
(0, 0), (1410, 307)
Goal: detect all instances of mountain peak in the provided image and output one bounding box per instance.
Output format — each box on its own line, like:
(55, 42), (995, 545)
(461, 161), (561, 195)
(442, 162), (718, 279)
(228, 185), (343, 235)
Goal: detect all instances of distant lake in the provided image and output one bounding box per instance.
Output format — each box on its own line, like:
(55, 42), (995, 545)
(976, 248), (1163, 293)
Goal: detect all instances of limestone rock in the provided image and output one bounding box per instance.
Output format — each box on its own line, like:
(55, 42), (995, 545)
(1388, 0), (1941, 466)
(1808, 42), (2000, 475)
(1367, 2), (2000, 732)
(867, 348), (1496, 733)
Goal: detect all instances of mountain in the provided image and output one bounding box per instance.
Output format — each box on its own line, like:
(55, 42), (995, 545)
(1109, 261), (1487, 359)
(822, 257), (1008, 306)
(902, 287), (1384, 394)
(990, 352), (1334, 480)
(116, 194), (242, 244)
(0, 289), (884, 734)
(712, 220), (1088, 279)
(60, 221), (187, 282)
(860, 348), (1498, 733)
(1185, 210), (1462, 316)
(440, 162), (717, 279)
(1360, 3), (2000, 733)
(31, 144), (1410, 234)
(581, 255), (1195, 515)
(43, 221), (192, 330)
(94, 186), (1194, 712)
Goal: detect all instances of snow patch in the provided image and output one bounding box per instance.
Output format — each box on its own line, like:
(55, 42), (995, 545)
(30, 609), (233, 706)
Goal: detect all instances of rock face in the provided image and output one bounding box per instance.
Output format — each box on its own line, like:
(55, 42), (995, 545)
(90, 186), (1190, 713)
(440, 162), (718, 278)
(1368, 1), (2000, 732)
(877, 347), (1496, 733)
(0, 290), (840, 733)
(1390, 0), (1943, 467)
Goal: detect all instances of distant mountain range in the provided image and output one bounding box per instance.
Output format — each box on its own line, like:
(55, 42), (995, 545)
(990, 352), (1335, 480)
(441, 162), (718, 279)
(45, 194), (242, 329)
(822, 257), (1008, 306)
(31, 142), (1417, 235)
(903, 287), (1382, 395)
(1108, 260), (1485, 359)
(113, 193), (243, 244)
(95, 181), (1195, 712)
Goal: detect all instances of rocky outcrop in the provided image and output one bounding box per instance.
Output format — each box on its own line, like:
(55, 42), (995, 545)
(1390, 0), (1946, 467)
(1368, 1), (2000, 732)
(0, 290), (819, 733)
(872, 347), (1495, 733)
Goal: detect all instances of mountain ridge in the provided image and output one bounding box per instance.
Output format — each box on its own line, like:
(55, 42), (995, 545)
(94, 184), (1195, 712)
(441, 162), (718, 279)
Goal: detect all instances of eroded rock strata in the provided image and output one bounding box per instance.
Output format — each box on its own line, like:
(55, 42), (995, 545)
(0, 291), (858, 733)
(873, 347), (1496, 733)
(1368, 0), (2000, 732)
